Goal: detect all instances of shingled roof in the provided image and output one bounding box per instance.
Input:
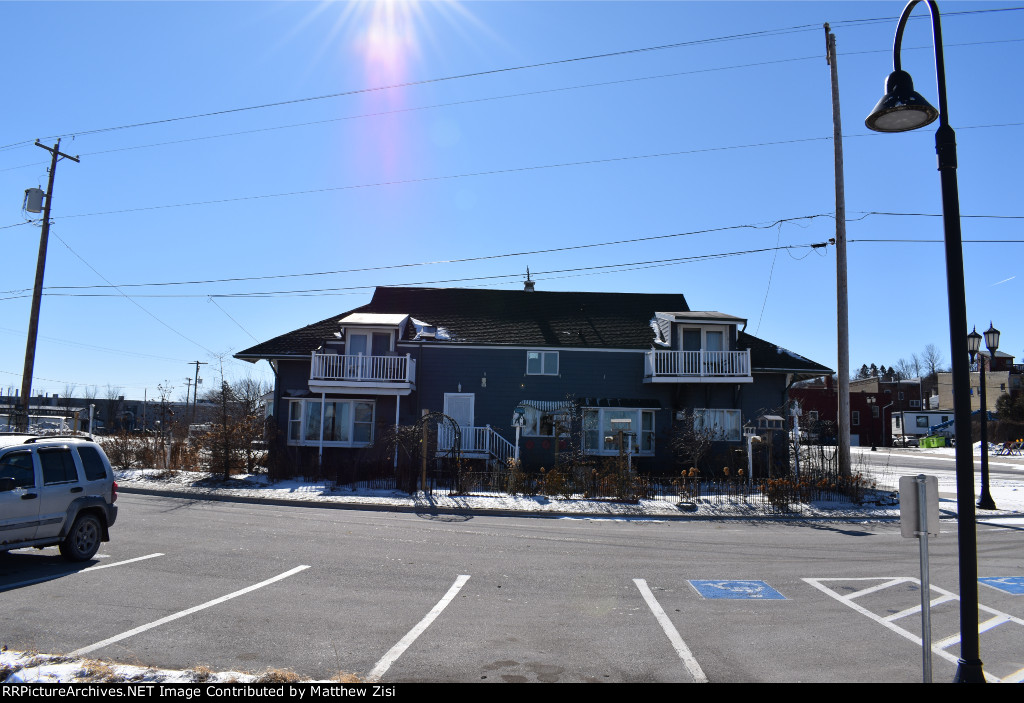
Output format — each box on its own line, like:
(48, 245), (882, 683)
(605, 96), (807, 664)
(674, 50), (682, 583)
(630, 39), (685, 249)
(236, 286), (689, 359)
(235, 286), (832, 377)
(740, 331), (831, 375)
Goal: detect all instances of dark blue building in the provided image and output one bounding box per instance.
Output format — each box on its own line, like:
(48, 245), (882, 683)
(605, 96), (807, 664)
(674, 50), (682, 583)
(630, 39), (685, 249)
(236, 286), (830, 472)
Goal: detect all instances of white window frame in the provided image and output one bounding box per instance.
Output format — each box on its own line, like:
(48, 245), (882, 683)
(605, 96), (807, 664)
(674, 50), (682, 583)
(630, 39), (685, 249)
(677, 325), (728, 352)
(345, 328), (395, 356)
(691, 408), (742, 442)
(909, 399), (921, 408)
(808, 410), (819, 422)
(526, 351), (559, 376)
(852, 410), (860, 426)
(582, 408), (656, 455)
(286, 399), (375, 447)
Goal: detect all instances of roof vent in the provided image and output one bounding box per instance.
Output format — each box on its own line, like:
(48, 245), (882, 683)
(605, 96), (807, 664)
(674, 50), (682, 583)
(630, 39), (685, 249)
(524, 267), (535, 292)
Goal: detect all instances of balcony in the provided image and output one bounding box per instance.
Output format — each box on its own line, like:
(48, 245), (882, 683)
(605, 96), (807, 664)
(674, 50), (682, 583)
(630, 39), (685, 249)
(643, 349), (753, 384)
(309, 352), (416, 395)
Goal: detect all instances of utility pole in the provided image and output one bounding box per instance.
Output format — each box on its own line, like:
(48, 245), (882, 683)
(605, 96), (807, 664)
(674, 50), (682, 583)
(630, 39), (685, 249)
(189, 360), (208, 423)
(18, 140), (79, 431)
(184, 377), (194, 416)
(825, 25), (852, 476)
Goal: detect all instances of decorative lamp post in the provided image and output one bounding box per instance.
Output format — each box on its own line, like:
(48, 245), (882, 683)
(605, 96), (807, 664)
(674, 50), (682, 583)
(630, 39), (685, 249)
(866, 395), (877, 450)
(865, 0), (984, 682)
(968, 325), (999, 510)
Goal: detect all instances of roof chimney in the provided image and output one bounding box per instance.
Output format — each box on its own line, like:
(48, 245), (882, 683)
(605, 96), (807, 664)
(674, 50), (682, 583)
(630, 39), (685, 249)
(523, 267), (535, 292)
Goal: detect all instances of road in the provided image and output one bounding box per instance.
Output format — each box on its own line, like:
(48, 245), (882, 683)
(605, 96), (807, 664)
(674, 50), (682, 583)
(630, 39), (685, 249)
(851, 446), (1024, 506)
(2, 492), (1022, 683)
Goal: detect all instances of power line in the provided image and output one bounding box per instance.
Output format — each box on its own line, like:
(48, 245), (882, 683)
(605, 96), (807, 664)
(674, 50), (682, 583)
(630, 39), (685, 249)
(3, 242), (827, 300)
(50, 232), (218, 356)
(47, 136), (836, 222)
(1, 36), (1018, 177)
(0, 22), (830, 152)
(850, 239), (1024, 243)
(0, 325), (189, 363)
(0, 115), (1017, 232)
(2, 215), (831, 296)
(5, 210), (1018, 296)
(3, 5), (1018, 154)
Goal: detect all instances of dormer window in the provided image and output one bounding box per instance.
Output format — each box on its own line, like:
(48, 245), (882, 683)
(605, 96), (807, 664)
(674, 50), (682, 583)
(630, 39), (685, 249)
(347, 331), (393, 356)
(681, 327), (726, 352)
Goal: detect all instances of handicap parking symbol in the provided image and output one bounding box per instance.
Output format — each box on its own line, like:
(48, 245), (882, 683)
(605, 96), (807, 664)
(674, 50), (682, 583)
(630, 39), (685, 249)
(689, 580), (786, 600)
(979, 577), (1024, 595)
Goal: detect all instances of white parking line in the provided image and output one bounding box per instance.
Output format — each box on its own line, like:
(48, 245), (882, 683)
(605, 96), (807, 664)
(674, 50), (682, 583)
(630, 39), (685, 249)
(634, 578), (708, 683)
(883, 593), (957, 622)
(71, 565), (311, 657)
(0, 553), (164, 592)
(804, 577), (1023, 683)
(367, 575), (470, 681)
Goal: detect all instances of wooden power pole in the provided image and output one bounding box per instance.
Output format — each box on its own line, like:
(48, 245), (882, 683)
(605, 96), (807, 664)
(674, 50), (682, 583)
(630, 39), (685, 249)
(18, 140), (79, 430)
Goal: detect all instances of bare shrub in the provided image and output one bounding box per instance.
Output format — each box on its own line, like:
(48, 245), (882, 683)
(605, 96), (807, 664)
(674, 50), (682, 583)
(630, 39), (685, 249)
(255, 668), (303, 683)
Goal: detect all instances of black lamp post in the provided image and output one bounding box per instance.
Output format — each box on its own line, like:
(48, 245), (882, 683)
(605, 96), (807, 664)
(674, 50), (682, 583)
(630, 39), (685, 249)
(865, 0), (985, 683)
(968, 324), (999, 510)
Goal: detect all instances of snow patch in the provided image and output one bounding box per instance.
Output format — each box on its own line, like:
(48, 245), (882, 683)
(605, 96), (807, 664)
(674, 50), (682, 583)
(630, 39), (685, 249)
(410, 317), (453, 341)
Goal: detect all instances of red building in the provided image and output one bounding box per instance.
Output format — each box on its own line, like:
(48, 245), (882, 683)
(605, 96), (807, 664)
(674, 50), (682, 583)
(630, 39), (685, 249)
(790, 375), (926, 447)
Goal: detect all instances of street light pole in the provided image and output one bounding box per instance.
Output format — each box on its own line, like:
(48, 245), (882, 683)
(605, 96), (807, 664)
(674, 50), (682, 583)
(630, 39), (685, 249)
(865, 0), (984, 682)
(969, 325), (999, 510)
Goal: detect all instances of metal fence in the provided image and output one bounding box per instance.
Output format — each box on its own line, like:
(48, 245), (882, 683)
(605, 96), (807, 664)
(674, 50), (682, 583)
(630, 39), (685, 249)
(428, 468), (888, 513)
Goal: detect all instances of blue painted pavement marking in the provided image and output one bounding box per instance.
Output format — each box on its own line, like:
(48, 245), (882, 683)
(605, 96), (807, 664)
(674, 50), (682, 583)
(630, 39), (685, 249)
(689, 580), (786, 600)
(979, 577), (1024, 595)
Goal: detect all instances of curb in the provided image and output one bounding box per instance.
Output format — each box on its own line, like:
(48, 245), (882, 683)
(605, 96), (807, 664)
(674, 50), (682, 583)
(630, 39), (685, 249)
(116, 484), (914, 522)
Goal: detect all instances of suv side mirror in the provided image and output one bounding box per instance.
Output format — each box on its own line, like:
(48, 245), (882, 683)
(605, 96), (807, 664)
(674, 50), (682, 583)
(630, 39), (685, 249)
(0, 476), (16, 492)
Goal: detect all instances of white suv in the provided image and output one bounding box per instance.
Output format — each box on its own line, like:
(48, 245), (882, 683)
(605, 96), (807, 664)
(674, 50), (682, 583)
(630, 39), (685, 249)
(0, 435), (118, 561)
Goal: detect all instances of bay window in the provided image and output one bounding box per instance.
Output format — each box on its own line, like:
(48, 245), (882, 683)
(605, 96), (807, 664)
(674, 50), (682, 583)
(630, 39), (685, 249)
(583, 407), (656, 455)
(287, 399), (375, 446)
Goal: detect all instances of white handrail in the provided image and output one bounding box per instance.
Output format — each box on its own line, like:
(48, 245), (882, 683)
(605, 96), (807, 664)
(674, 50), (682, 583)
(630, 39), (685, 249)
(437, 424), (514, 464)
(644, 349), (751, 377)
(310, 352), (414, 383)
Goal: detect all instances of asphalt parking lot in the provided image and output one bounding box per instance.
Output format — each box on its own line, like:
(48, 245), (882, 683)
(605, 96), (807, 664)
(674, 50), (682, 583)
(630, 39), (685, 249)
(3, 492), (1022, 683)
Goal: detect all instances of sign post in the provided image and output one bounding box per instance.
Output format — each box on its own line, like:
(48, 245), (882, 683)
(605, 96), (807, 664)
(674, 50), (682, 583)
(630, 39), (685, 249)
(512, 406), (526, 464)
(900, 474), (939, 683)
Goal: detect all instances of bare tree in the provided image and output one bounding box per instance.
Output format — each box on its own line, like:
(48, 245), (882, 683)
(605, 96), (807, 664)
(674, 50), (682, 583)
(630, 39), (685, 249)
(104, 385), (124, 432)
(670, 410), (715, 474)
(59, 383), (77, 406)
(921, 344), (945, 377)
(199, 376), (270, 478)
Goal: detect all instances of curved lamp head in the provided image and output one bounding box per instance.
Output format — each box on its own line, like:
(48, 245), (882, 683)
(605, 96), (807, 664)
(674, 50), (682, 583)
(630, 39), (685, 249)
(865, 70), (939, 132)
(967, 326), (982, 359)
(984, 322), (1000, 354)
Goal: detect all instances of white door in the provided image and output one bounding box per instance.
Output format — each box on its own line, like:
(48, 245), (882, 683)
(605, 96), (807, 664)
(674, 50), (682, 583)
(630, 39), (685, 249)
(443, 393), (476, 451)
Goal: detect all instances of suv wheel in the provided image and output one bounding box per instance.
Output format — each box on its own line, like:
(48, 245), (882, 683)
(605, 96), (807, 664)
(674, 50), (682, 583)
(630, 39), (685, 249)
(59, 514), (102, 561)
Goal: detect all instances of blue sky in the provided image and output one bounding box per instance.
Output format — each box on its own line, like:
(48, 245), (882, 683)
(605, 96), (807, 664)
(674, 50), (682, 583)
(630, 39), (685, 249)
(1, 0), (1021, 402)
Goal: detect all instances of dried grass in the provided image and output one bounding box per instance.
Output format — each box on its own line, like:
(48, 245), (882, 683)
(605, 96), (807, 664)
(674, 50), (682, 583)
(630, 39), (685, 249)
(254, 668), (302, 683)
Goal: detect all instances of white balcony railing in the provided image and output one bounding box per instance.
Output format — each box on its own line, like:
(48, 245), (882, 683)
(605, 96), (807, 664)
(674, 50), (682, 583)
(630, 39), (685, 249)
(644, 349), (751, 379)
(437, 424), (515, 465)
(311, 352), (415, 384)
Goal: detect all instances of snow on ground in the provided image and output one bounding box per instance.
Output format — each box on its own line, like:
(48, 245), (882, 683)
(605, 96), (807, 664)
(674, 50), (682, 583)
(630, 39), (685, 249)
(113, 467), (907, 520)
(6, 452), (1020, 684)
(851, 443), (1024, 514)
(0, 648), (361, 684)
